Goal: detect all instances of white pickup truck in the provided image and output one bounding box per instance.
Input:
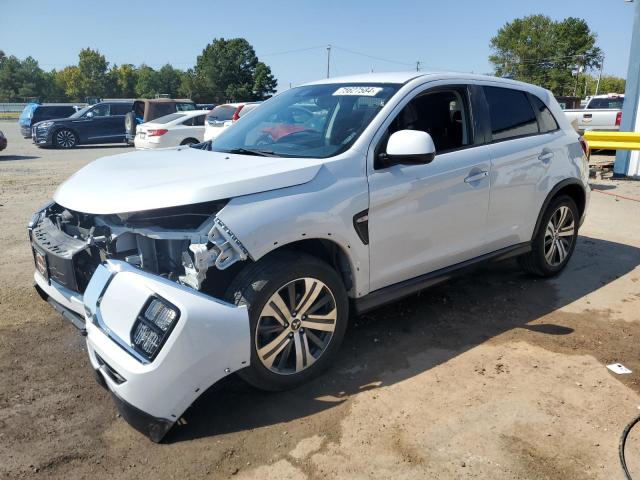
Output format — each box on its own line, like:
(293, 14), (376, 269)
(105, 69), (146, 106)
(563, 94), (624, 132)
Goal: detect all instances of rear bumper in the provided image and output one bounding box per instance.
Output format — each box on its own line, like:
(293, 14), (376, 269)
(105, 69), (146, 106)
(20, 124), (32, 138)
(36, 259), (252, 441)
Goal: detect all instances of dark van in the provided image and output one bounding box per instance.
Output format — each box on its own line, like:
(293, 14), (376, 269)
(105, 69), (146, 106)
(19, 104), (81, 138)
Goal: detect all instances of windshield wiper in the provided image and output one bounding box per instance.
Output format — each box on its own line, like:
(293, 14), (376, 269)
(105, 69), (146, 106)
(220, 148), (278, 157)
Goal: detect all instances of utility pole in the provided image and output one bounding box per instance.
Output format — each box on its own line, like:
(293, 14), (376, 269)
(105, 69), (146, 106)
(595, 54), (605, 96)
(326, 44), (331, 78)
(416, 61), (421, 72)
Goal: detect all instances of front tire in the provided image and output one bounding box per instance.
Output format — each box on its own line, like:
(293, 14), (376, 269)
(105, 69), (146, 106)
(225, 252), (349, 391)
(519, 195), (579, 277)
(54, 129), (78, 149)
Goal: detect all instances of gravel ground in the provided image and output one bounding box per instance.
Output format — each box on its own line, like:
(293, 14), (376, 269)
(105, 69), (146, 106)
(1, 121), (639, 479)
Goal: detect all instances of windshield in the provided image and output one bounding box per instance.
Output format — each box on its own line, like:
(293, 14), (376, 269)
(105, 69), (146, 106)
(211, 83), (400, 158)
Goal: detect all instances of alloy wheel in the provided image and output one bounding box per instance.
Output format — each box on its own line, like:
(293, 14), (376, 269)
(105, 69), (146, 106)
(56, 130), (76, 148)
(544, 205), (575, 266)
(256, 277), (337, 375)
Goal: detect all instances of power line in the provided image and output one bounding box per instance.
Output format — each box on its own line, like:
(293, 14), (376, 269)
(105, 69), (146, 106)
(259, 45), (326, 57)
(332, 45), (415, 67)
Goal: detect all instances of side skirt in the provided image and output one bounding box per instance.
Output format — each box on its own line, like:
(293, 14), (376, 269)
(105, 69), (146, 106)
(354, 242), (531, 314)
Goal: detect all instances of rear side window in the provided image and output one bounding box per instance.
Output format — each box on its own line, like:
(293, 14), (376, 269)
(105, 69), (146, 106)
(192, 114), (205, 126)
(111, 103), (132, 115)
(530, 96), (559, 133)
(587, 97), (624, 109)
(484, 86), (538, 141)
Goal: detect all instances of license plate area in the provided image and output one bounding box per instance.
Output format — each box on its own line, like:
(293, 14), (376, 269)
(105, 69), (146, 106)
(32, 245), (50, 283)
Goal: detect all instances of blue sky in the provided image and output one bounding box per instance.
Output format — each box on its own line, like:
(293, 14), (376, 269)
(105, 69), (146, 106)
(0, 0), (634, 90)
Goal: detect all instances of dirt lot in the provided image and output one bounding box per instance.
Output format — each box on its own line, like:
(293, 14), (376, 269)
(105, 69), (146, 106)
(1, 120), (639, 479)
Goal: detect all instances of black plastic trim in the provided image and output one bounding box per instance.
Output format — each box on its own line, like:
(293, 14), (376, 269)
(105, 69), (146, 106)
(354, 242), (531, 314)
(353, 209), (370, 245)
(34, 282), (87, 334)
(109, 387), (174, 443)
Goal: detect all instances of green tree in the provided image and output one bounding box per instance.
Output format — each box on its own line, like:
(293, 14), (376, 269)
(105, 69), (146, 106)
(0, 54), (24, 100)
(78, 48), (109, 98)
(489, 15), (602, 95)
(194, 38), (277, 103)
(106, 63), (138, 98)
(135, 65), (162, 98)
(56, 66), (83, 101)
(157, 64), (184, 97)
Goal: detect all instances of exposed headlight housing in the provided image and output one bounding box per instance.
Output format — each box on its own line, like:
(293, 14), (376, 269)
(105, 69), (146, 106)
(131, 297), (180, 360)
(38, 121), (54, 130)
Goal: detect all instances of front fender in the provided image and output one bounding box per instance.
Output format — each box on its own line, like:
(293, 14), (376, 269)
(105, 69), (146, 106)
(217, 164), (371, 297)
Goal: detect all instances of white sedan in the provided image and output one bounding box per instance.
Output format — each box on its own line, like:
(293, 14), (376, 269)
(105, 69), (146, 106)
(134, 110), (207, 149)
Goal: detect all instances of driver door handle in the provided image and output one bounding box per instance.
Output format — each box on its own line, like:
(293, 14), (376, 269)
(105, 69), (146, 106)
(464, 171), (489, 183)
(538, 151), (554, 162)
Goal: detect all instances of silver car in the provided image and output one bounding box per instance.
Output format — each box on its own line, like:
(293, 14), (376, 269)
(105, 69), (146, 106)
(29, 72), (589, 441)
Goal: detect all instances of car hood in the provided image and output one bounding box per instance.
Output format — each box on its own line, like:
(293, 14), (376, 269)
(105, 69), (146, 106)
(54, 147), (324, 214)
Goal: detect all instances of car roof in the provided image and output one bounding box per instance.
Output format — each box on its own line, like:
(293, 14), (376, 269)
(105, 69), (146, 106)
(178, 110), (207, 117)
(304, 70), (544, 89)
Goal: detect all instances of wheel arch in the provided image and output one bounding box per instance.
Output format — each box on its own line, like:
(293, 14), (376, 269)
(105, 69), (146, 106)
(532, 179), (587, 240)
(259, 238), (356, 294)
(180, 137), (200, 145)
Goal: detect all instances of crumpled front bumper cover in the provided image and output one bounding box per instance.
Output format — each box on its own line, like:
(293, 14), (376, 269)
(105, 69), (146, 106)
(38, 259), (251, 442)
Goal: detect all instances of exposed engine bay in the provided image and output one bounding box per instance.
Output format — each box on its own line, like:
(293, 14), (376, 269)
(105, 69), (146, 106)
(29, 201), (249, 294)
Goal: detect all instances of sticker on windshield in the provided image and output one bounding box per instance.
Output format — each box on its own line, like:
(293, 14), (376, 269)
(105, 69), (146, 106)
(333, 86), (383, 97)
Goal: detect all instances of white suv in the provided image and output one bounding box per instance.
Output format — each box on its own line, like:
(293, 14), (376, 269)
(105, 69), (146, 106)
(29, 72), (589, 441)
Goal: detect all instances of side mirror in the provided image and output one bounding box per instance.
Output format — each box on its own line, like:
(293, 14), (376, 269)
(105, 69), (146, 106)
(384, 130), (436, 166)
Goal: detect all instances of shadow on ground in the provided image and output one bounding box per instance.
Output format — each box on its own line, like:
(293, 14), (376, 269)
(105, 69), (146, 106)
(167, 235), (640, 443)
(0, 154), (40, 161)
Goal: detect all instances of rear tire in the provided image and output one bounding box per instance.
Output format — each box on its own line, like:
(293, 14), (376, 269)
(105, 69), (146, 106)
(518, 195), (579, 277)
(225, 251), (349, 391)
(124, 111), (137, 139)
(54, 129), (78, 149)
(180, 138), (199, 146)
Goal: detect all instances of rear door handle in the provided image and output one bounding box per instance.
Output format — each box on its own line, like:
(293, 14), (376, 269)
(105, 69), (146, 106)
(583, 113), (592, 119)
(538, 151), (554, 162)
(464, 171), (489, 183)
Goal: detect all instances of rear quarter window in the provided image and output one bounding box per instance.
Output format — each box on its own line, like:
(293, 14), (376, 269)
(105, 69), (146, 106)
(484, 86), (539, 141)
(530, 96), (559, 133)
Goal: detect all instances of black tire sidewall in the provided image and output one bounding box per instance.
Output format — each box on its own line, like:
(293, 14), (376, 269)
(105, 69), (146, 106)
(227, 253), (349, 391)
(532, 195), (579, 275)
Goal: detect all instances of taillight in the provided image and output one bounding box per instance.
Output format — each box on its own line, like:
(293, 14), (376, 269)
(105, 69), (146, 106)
(579, 136), (589, 157)
(616, 111), (622, 127)
(232, 105), (245, 121)
(147, 129), (168, 137)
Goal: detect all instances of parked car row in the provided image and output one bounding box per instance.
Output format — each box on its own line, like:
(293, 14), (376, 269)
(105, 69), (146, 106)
(19, 98), (263, 150)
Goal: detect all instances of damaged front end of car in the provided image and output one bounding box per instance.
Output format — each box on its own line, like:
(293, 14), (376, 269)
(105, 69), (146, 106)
(29, 200), (252, 441)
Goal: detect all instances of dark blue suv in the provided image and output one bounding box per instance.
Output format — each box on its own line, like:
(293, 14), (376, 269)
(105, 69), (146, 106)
(32, 101), (133, 148)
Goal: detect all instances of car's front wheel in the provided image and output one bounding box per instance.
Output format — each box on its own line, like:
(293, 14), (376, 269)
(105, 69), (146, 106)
(225, 252), (349, 391)
(519, 195), (579, 277)
(54, 128), (78, 149)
